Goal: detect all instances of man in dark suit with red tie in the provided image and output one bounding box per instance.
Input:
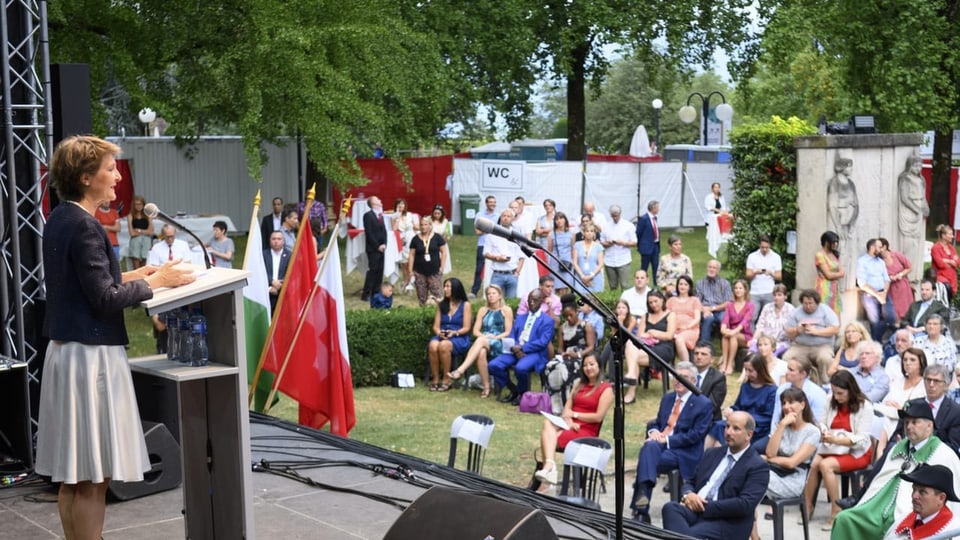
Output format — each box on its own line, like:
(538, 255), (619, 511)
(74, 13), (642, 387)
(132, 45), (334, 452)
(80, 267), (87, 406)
(263, 231), (290, 310)
(630, 361), (713, 523)
(361, 196), (387, 302)
(635, 200), (661, 286)
(661, 411), (769, 540)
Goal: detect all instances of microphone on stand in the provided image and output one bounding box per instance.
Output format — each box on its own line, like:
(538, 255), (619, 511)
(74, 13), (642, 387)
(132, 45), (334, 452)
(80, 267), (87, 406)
(475, 217), (540, 249)
(144, 203), (212, 269)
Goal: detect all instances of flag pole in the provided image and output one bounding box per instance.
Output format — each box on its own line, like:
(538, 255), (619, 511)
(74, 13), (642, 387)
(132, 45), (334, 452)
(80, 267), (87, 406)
(249, 185), (316, 407)
(262, 194), (352, 414)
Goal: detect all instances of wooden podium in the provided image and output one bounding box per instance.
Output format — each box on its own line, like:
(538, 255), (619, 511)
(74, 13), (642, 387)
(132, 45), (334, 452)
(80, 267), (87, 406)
(130, 267), (254, 539)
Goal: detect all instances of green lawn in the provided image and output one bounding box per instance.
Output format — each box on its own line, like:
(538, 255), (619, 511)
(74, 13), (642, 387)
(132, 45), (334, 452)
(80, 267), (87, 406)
(124, 226), (743, 487)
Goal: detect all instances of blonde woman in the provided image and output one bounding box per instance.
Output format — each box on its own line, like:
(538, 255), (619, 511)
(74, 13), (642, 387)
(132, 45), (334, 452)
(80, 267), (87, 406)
(126, 195), (154, 269)
(826, 321), (870, 376)
(448, 284), (513, 398)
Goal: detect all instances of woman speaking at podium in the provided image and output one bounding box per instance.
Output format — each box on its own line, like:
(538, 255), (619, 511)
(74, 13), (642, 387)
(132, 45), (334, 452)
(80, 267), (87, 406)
(36, 136), (195, 540)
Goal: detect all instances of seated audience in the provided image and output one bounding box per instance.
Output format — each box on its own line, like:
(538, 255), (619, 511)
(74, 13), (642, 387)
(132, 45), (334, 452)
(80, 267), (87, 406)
(746, 333), (788, 385)
(875, 347), (927, 454)
(826, 321), (870, 377)
(695, 259), (732, 343)
(533, 356), (614, 484)
(850, 340), (890, 403)
(556, 302), (597, 365)
(667, 275), (702, 364)
(916, 314), (956, 373)
(884, 329), (914, 386)
(719, 279), (755, 375)
(802, 371), (874, 531)
(832, 399), (960, 538)
(370, 282), (393, 309)
(578, 302), (604, 343)
(691, 342), (728, 421)
(747, 284), (794, 357)
(890, 464), (960, 539)
(901, 279), (951, 339)
(620, 269), (650, 318)
(656, 235), (693, 296)
(764, 358), (828, 454)
(783, 289), (840, 385)
(750, 388), (820, 540)
(448, 284), (513, 399)
(707, 354), (777, 449)
(633, 290), (677, 387)
(630, 362), (713, 523)
(489, 288), (555, 405)
(427, 278), (472, 392)
(661, 411), (769, 539)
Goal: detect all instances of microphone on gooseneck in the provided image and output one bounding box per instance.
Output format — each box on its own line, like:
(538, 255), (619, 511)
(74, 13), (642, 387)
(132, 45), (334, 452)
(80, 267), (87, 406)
(475, 217), (540, 249)
(144, 203), (212, 269)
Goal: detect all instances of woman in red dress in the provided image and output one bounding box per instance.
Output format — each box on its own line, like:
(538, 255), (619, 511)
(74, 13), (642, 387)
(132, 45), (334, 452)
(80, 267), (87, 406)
(878, 237), (912, 322)
(533, 355), (614, 484)
(931, 224), (959, 303)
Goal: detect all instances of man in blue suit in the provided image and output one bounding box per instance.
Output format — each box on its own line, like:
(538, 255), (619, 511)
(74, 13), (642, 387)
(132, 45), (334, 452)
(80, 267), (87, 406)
(263, 230), (291, 310)
(489, 289), (556, 405)
(661, 411), (769, 540)
(630, 361), (713, 522)
(635, 200), (661, 286)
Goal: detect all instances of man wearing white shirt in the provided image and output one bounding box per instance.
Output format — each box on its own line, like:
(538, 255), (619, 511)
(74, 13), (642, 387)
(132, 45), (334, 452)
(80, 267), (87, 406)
(600, 205), (637, 290)
(884, 329), (914, 386)
(744, 234), (782, 323)
(510, 197), (536, 239)
(483, 209), (524, 298)
(147, 224), (192, 266)
(620, 270), (650, 318)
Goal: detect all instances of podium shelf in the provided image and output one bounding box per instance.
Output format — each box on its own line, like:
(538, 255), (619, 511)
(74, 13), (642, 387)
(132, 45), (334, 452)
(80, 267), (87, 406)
(129, 355), (239, 382)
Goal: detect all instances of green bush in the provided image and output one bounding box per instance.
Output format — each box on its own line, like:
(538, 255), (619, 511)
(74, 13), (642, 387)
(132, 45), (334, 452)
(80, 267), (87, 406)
(727, 116), (816, 291)
(346, 290), (626, 387)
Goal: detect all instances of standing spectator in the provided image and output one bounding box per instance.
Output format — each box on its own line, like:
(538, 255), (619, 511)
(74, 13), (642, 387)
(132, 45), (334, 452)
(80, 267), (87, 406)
(668, 275), (702, 364)
(534, 198), (556, 249)
(620, 269), (651, 319)
(572, 223), (604, 294)
(916, 314), (957, 373)
(408, 215), (447, 305)
(657, 235), (693, 296)
(744, 234), (782, 322)
(599, 205), (637, 290)
(783, 289), (840, 384)
(546, 212), (574, 296)
(206, 220), (235, 268)
(579, 201), (608, 234)
(802, 371), (875, 531)
(695, 259), (732, 343)
(471, 195), (498, 297)
(427, 278), (472, 392)
(430, 204), (452, 241)
(574, 213), (592, 242)
(703, 182), (727, 223)
(126, 194), (154, 269)
(931, 224), (959, 303)
(719, 279), (755, 375)
(147, 224), (192, 266)
(510, 197), (536, 238)
(263, 231), (290, 310)
(260, 196), (283, 250)
(857, 238), (896, 342)
(636, 200), (661, 285)
(878, 237), (912, 322)
(392, 198), (419, 293)
(747, 284), (794, 356)
(483, 209), (523, 298)
(372, 142), (385, 158)
(279, 205), (299, 252)
(95, 201), (121, 260)
(361, 196), (387, 302)
(815, 230), (844, 315)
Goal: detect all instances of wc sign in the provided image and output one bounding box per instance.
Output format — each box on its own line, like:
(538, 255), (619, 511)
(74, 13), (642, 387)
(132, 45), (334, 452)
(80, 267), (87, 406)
(480, 160), (524, 191)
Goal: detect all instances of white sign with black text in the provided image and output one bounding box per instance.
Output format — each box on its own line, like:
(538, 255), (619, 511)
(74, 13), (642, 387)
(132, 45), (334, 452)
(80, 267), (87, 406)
(480, 160), (524, 191)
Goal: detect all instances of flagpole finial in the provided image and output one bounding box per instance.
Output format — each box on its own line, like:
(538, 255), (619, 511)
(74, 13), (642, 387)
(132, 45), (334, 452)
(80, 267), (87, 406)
(341, 196), (353, 218)
(306, 183), (316, 203)
(254, 190), (262, 207)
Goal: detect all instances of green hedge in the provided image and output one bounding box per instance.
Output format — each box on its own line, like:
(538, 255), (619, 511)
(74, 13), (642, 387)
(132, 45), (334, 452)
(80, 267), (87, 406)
(347, 291), (624, 387)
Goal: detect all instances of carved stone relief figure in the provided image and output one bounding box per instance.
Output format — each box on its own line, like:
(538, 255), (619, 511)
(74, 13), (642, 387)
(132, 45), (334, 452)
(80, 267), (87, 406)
(826, 157), (859, 241)
(898, 155), (929, 275)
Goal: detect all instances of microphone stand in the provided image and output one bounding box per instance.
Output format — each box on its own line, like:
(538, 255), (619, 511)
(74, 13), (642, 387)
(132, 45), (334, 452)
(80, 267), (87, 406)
(512, 238), (699, 540)
(150, 211), (213, 269)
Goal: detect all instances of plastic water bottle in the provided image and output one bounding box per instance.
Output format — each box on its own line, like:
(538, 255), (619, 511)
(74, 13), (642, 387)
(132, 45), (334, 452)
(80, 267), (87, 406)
(178, 311), (192, 364)
(189, 313), (208, 367)
(165, 312), (179, 361)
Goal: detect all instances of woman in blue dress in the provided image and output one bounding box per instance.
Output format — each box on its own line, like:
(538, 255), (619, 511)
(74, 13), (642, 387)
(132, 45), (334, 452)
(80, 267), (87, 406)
(706, 353), (777, 447)
(547, 212), (574, 296)
(572, 223), (604, 293)
(448, 284), (513, 398)
(428, 278), (473, 392)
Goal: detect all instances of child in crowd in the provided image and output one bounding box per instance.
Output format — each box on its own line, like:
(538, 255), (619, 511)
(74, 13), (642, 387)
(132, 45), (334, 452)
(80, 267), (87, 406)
(371, 282), (394, 309)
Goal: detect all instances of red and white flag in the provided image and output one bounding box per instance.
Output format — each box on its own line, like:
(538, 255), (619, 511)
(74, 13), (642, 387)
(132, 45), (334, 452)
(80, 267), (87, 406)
(261, 219), (355, 436)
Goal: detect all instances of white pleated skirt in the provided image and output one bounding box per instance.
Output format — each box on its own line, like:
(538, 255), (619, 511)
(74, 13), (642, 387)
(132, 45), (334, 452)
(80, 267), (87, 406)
(35, 341), (149, 484)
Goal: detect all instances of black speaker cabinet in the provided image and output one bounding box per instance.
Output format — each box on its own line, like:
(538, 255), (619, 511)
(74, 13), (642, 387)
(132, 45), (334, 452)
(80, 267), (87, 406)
(384, 486), (557, 540)
(50, 64), (92, 144)
(108, 421), (182, 501)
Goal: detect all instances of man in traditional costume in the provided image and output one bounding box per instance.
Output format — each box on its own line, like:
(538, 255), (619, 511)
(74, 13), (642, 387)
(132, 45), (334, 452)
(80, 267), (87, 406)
(885, 464), (960, 540)
(831, 399), (960, 539)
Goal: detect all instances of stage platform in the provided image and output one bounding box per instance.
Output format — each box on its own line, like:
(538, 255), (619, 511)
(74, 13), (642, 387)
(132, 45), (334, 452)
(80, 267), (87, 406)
(1, 412), (836, 539)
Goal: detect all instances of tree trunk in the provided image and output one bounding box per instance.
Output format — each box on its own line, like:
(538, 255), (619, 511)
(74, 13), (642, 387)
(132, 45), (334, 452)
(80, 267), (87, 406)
(929, 128), (953, 236)
(565, 44), (588, 162)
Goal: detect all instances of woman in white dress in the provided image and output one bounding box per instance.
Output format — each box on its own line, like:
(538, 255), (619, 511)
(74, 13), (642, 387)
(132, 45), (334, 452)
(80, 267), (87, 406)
(392, 198), (419, 291)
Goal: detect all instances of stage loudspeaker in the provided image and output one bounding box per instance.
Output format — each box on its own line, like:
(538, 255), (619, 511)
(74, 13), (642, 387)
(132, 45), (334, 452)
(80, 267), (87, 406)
(108, 421), (182, 501)
(50, 64), (92, 144)
(383, 486), (557, 540)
